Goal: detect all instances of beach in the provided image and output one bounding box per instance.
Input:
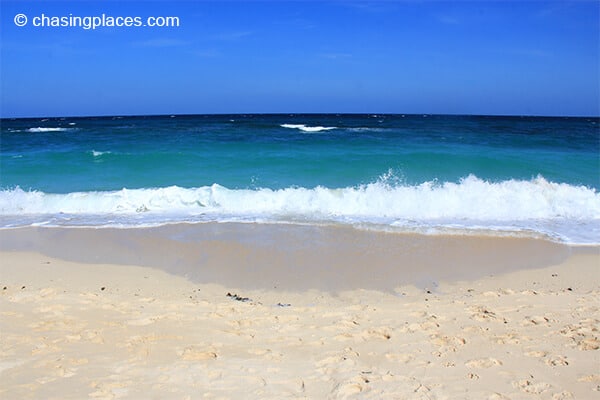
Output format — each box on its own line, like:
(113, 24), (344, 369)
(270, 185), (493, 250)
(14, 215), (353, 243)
(1, 224), (598, 399)
(2, 0), (599, 397)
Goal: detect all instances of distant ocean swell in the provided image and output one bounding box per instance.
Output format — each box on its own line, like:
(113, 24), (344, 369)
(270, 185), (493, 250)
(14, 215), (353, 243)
(2, 175), (598, 244)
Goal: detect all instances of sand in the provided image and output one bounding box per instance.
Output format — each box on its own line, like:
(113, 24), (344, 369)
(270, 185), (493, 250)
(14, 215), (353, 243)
(0, 226), (599, 399)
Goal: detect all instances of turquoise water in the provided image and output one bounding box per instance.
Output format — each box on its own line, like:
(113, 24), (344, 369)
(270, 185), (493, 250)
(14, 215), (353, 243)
(1, 114), (599, 243)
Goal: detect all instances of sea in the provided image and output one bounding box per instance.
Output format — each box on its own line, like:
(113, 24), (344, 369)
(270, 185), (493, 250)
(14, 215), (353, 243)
(1, 114), (599, 245)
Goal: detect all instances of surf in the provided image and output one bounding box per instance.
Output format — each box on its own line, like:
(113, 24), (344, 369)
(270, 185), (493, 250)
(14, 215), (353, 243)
(1, 175), (598, 244)
(280, 124), (337, 132)
(25, 127), (72, 133)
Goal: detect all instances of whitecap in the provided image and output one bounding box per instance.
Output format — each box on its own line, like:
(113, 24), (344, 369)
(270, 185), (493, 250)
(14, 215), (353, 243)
(280, 124), (337, 132)
(347, 127), (385, 132)
(26, 127), (70, 133)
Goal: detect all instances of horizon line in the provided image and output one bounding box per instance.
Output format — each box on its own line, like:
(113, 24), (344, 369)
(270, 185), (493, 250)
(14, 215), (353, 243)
(2, 112), (599, 120)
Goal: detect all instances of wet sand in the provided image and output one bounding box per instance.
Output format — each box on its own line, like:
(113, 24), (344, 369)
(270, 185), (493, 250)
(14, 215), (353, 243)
(0, 223), (575, 291)
(0, 224), (598, 399)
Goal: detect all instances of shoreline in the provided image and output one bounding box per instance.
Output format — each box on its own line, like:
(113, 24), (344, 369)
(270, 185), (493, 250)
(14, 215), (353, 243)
(1, 224), (598, 399)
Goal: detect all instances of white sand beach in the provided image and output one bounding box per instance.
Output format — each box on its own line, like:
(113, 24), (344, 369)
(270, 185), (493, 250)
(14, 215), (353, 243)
(0, 226), (598, 399)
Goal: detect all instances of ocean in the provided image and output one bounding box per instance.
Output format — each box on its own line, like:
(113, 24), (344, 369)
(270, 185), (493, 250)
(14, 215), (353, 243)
(1, 114), (599, 245)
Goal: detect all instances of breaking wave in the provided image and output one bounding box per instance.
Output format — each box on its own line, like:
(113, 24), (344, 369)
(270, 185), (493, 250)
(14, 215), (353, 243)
(280, 124), (337, 132)
(1, 175), (598, 244)
(26, 127), (72, 133)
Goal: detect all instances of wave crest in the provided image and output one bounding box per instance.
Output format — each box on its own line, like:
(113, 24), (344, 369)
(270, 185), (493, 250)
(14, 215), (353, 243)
(280, 124), (337, 132)
(26, 127), (72, 133)
(2, 175), (598, 218)
(1, 176), (598, 243)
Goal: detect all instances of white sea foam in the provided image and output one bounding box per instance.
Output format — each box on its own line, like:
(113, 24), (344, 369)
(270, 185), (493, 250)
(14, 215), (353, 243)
(91, 150), (110, 157)
(280, 124), (337, 132)
(1, 176), (598, 244)
(26, 127), (71, 133)
(347, 127), (386, 132)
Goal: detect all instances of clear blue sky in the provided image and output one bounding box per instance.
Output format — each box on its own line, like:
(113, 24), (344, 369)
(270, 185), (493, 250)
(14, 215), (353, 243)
(1, 1), (598, 117)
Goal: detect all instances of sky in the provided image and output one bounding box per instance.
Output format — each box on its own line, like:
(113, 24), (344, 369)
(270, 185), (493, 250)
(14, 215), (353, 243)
(1, 1), (598, 118)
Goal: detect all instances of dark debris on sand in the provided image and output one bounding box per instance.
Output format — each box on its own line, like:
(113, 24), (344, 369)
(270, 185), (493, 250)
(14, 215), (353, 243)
(226, 292), (251, 302)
